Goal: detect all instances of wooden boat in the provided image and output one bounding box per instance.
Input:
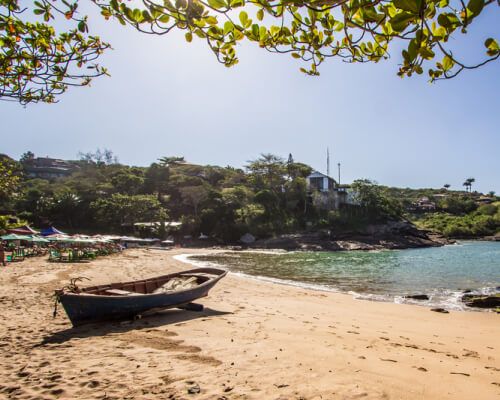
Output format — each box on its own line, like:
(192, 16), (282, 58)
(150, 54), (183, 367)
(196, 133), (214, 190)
(55, 268), (227, 326)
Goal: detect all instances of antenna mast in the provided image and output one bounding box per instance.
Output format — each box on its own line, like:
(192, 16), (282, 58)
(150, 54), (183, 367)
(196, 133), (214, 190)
(327, 147), (330, 177)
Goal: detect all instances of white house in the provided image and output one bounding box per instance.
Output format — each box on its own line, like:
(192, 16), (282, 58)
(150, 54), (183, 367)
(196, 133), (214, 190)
(306, 171), (337, 192)
(306, 171), (356, 209)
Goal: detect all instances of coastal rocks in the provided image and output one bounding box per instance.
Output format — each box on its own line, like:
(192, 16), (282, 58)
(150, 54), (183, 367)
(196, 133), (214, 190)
(253, 236), (301, 251)
(239, 233), (256, 244)
(431, 308), (449, 314)
(335, 241), (375, 251)
(462, 294), (500, 309)
(483, 233), (500, 242)
(404, 294), (430, 301)
(247, 221), (452, 252)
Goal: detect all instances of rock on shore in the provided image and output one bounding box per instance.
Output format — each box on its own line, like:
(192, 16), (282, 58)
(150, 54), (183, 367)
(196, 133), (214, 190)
(462, 294), (500, 310)
(248, 221), (453, 251)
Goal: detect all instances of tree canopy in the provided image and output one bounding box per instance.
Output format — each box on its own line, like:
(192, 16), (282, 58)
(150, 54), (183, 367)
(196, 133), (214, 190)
(2, 151), (498, 239)
(0, 0), (110, 104)
(0, 156), (21, 204)
(1, 0), (498, 104)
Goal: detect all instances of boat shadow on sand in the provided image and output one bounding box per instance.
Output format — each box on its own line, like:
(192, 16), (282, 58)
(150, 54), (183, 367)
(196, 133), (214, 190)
(38, 307), (231, 346)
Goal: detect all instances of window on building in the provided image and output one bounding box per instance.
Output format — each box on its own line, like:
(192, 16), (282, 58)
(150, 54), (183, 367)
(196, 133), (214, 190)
(309, 177), (324, 191)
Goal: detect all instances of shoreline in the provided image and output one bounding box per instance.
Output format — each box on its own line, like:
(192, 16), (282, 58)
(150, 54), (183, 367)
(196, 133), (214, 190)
(0, 248), (498, 400)
(176, 221), (454, 252)
(175, 244), (499, 313)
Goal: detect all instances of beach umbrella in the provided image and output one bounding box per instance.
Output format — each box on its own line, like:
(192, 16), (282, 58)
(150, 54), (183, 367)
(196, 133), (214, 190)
(101, 235), (121, 241)
(47, 235), (73, 242)
(1, 233), (31, 241)
(7, 225), (39, 235)
(94, 238), (111, 243)
(70, 237), (96, 244)
(41, 227), (66, 236)
(28, 236), (50, 243)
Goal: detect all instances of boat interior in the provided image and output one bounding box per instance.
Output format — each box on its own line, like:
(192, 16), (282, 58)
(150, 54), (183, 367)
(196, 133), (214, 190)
(82, 273), (213, 296)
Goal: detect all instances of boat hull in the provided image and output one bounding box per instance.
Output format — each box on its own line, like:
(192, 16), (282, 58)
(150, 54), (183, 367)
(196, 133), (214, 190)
(57, 268), (227, 326)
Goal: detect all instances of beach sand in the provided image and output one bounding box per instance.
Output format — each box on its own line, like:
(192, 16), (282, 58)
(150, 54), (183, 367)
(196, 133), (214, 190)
(0, 248), (498, 400)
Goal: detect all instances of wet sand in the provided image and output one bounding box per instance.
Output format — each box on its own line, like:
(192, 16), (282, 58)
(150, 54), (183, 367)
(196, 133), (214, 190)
(0, 248), (498, 400)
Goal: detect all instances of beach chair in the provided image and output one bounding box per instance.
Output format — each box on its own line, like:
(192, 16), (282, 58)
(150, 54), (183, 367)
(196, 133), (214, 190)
(82, 250), (96, 260)
(60, 251), (70, 262)
(49, 250), (61, 262)
(12, 248), (25, 262)
(70, 249), (81, 262)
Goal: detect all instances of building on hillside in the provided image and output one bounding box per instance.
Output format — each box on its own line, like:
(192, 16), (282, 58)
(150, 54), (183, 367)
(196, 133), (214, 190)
(410, 196), (436, 212)
(307, 170), (337, 193)
(476, 196), (494, 205)
(0, 154), (14, 162)
(306, 171), (355, 210)
(23, 157), (79, 179)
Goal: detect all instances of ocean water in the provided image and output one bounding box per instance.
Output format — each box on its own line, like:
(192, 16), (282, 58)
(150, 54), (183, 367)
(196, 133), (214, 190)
(182, 241), (500, 311)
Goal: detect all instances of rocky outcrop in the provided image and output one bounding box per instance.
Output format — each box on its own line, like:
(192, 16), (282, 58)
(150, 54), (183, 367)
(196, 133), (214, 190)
(248, 221), (454, 252)
(404, 294), (430, 301)
(462, 294), (500, 309)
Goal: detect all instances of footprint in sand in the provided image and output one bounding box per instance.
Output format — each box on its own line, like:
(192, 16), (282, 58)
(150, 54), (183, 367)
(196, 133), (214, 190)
(450, 372), (470, 377)
(462, 349), (479, 358)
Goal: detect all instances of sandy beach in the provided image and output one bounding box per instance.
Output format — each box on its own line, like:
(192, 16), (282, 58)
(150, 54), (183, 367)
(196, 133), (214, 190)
(0, 248), (498, 400)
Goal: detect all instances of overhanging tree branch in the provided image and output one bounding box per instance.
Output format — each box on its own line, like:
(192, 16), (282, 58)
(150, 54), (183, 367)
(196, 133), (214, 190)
(1, 0), (499, 104)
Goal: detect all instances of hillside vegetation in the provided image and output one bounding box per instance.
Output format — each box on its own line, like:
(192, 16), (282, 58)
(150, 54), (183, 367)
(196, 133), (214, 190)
(1, 152), (497, 241)
(1, 152), (403, 242)
(413, 202), (500, 238)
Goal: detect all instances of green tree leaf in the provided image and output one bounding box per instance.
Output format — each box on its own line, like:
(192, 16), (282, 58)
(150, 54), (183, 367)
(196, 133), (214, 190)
(208, 0), (226, 10)
(257, 8), (264, 21)
(467, 0), (484, 15)
(239, 11), (249, 26)
(393, 0), (420, 14)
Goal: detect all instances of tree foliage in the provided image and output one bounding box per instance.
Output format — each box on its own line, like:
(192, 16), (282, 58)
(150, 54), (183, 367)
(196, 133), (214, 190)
(90, 193), (167, 229)
(0, 156), (21, 209)
(416, 204), (500, 237)
(78, 148), (118, 164)
(462, 177), (476, 193)
(351, 179), (403, 221)
(0, 0), (110, 104)
(98, 0), (499, 79)
(1, 0), (498, 104)
(5, 151), (497, 240)
(7, 152), (321, 239)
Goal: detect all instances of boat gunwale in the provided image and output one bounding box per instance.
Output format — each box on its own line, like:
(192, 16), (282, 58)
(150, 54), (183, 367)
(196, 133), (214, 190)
(58, 267), (228, 299)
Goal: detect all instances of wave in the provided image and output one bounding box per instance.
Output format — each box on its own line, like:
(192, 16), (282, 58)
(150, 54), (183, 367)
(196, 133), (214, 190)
(175, 252), (499, 313)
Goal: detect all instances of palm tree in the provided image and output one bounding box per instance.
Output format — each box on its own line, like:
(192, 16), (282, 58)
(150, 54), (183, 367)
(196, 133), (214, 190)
(467, 177), (475, 193)
(463, 180), (470, 193)
(462, 178), (475, 193)
(158, 156), (185, 167)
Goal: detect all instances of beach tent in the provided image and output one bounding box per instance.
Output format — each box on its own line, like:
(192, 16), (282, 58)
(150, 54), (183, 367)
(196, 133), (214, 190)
(41, 227), (66, 236)
(47, 235), (73, 242)
(7, 225), (39, 235)
(27, 236), (50, 243)
(1, 233), (31, 241)
(69, 237), (96, 244)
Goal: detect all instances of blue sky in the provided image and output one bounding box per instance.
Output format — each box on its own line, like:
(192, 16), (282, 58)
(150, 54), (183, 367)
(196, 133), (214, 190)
(2, 5), (499, 193)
